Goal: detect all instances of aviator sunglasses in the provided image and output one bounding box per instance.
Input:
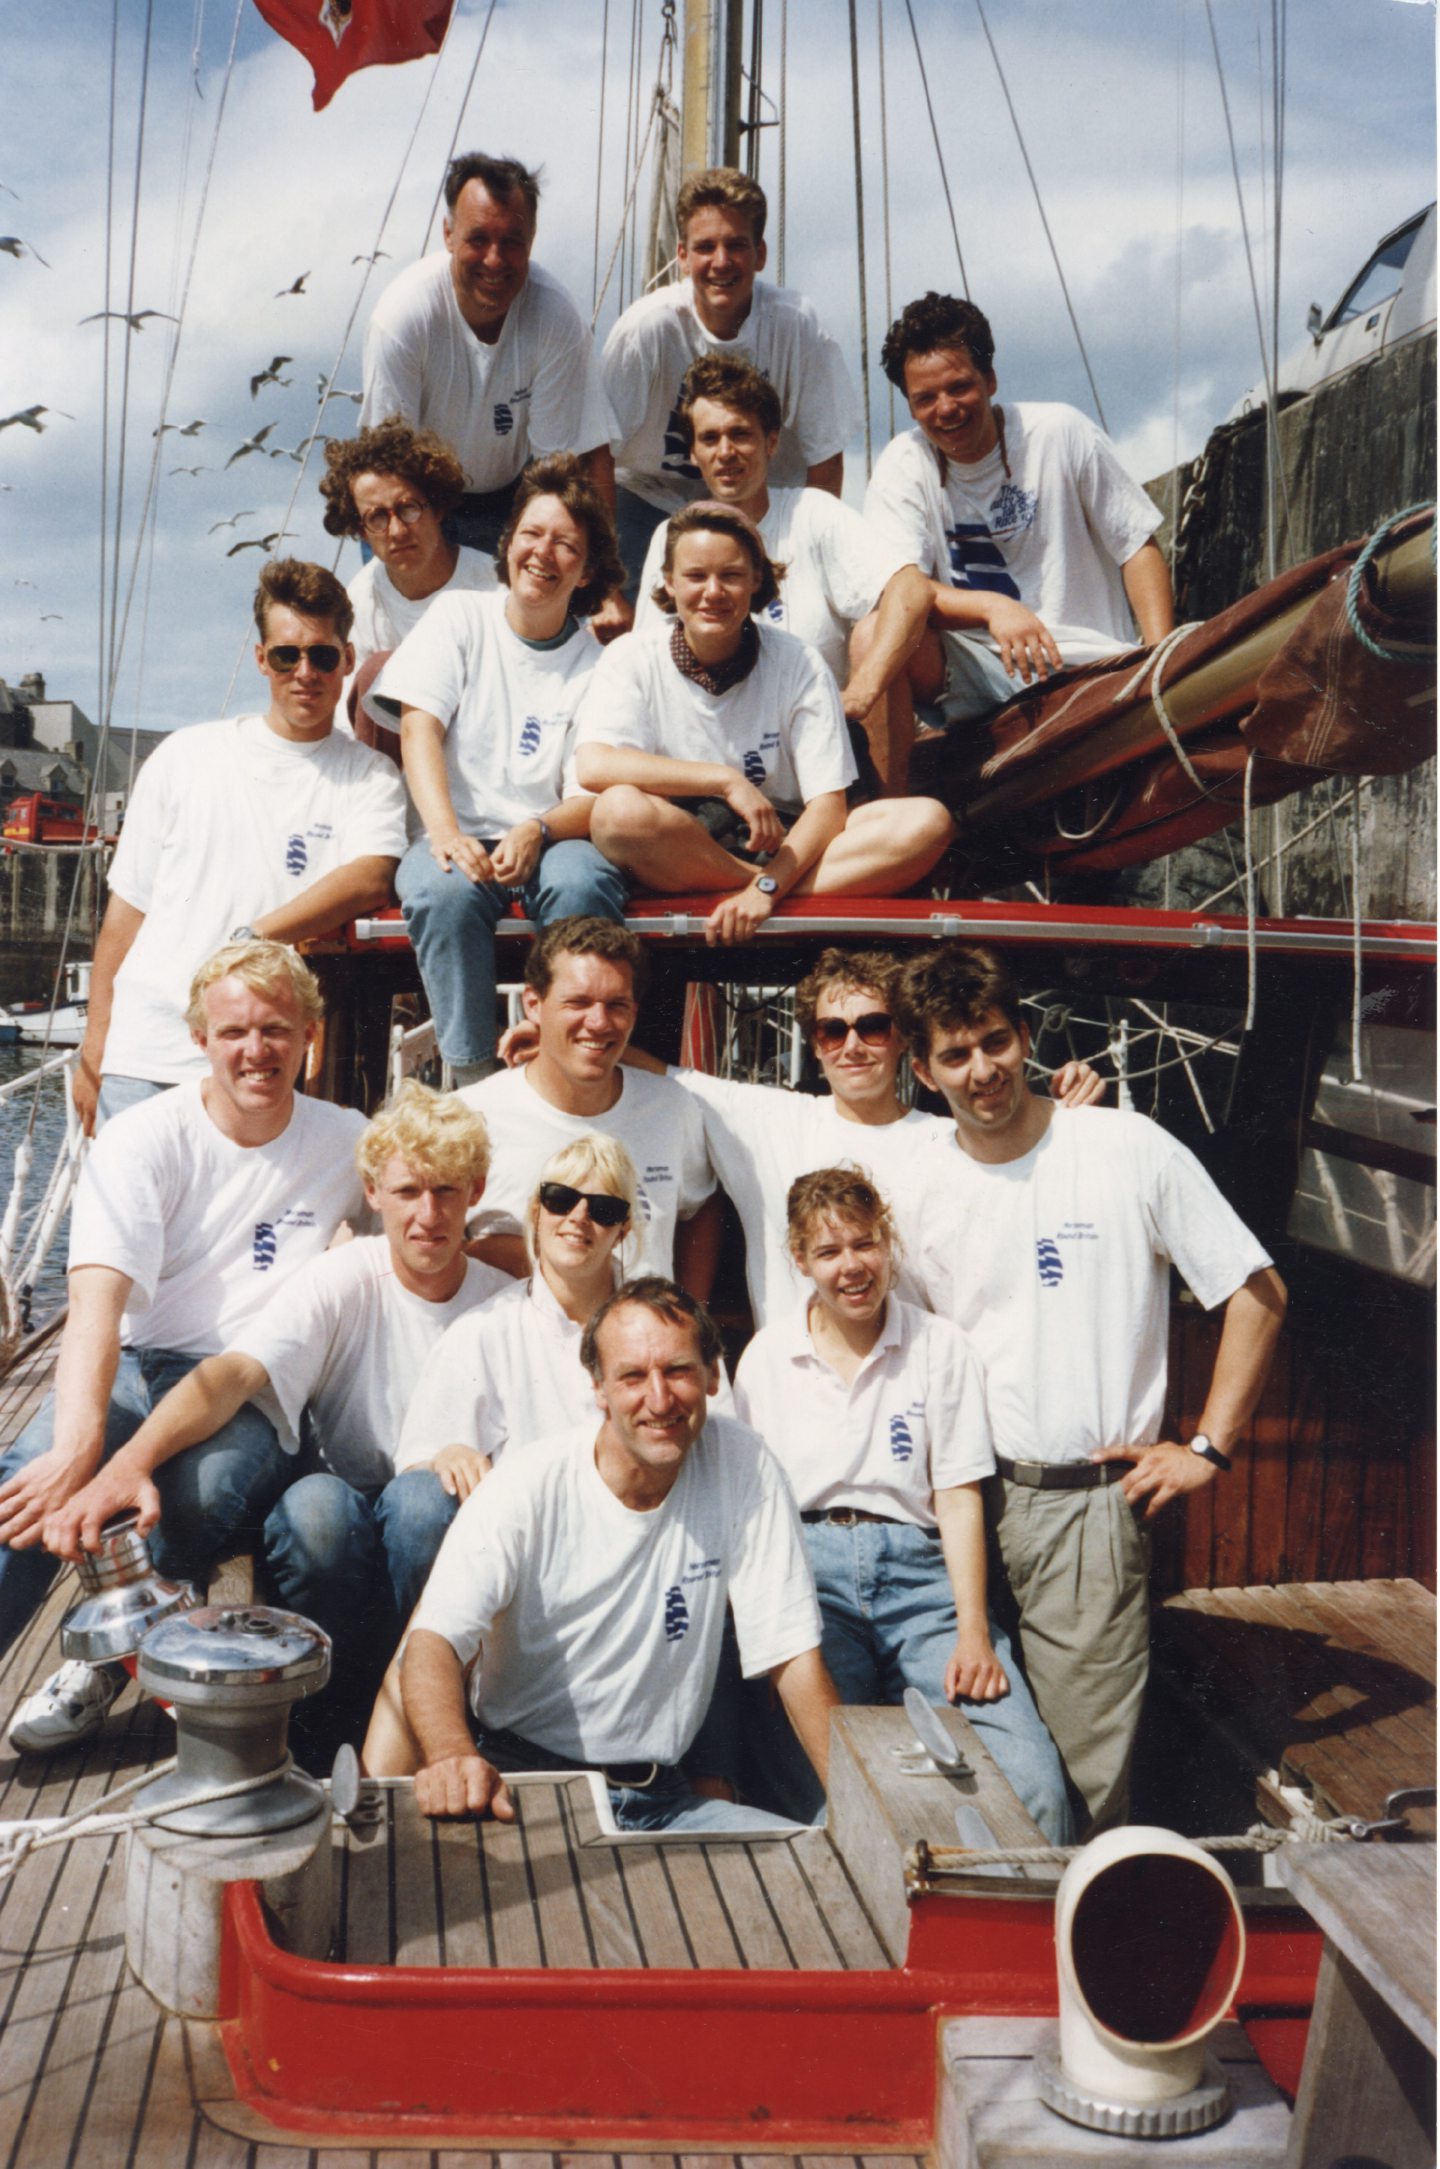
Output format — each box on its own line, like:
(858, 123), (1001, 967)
(265, 642), (345, 673)
(538, 1181), (630, 1228)
(812, 1010), (895, 1052)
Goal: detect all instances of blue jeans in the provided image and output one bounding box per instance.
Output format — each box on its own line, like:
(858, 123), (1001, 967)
(476, 1723), (799, 1835)
(615, 486), (670, 603)
(0, 1346), (290, 1657)
(263, 1467), (457, 1645)
(395, 837), (628, 1067)
(805, 1518), (1073, 1842)
(96, 1075), (169, 1128)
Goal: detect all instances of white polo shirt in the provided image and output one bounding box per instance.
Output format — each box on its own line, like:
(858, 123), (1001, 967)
(734, 1295), (993, 1526)
(413, 1414), (822, 1767)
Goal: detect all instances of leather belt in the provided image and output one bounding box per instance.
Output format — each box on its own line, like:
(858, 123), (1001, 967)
(994, 1454), (1132, 1491)
(801, 1506), (904, 1526)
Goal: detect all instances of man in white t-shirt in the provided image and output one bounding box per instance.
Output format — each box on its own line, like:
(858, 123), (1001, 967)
(631, 354), (933, 794)
(602, 167), (857, 594)
(44, 1081), (508, 1761)
(73, 558), (407, 1135)
(361, 152), (616, 574)
(865, 293), (1175, 774)
(319, 416), (497, 737)
(1, 943), (367, 1750)
(892, 942), (1287, 1833)
(462, 917), (718, 1288)
(401, 1278), (835, 1833)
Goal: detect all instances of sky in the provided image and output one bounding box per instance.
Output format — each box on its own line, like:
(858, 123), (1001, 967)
(0, 0), (1433, 741)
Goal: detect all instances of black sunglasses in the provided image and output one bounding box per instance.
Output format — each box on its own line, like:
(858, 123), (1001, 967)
(538, 1181), (630, 1228)
(813, 1010), (895, 1051)
(265, 643), (345, 673)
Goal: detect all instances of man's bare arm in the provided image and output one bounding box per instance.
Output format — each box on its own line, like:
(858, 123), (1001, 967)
(770, 1645), (841, 1788)
(0, 1266), (132, 1547)
(674, 1191), (725, 1303)
(73, 895), (146, 1135)
(254, 856), (398, 943)
(805, 454), (844, 498)
(1121, 538), (1176, 646)
(402, 1626), (515, 1820)
(580, 442), (617, 516)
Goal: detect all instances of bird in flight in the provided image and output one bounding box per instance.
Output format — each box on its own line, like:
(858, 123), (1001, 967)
(351, 250), (389, 265)
(268, 442), (309, 464)
(0, 237), (49, 267)
(226, 422), (277, 467)
(155, 418), (207, 438)
(227, 528), (294, 557)
(40, 613), (63, 622)
(1, 405), (72, 433)
(169, 464), (209, 477)
(275, 272), (310, 298)
(13, 578), (36, 589)
(316, 376), (362, 405)
(80, 308), (178, 332)
(208, 512), (256, 534)
(250, 354), (293, 399)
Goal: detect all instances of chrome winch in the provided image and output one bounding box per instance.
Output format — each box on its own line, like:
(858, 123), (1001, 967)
(134, 1604), (331, 1837)
(60, 1510), (198, 1662)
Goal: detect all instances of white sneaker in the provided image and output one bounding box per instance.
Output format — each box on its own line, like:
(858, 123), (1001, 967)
(8, 1659), (124, 1754)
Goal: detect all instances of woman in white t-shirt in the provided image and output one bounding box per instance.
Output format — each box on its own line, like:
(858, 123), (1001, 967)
(395, 1131), (638, 1480)
(374, 455), (630, 1085)
(573, 501), (955, 945)
(733, 1165), (1072, 1840)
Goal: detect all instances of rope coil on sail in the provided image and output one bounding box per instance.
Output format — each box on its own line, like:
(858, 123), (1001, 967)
(1343, 503), (1438, 663)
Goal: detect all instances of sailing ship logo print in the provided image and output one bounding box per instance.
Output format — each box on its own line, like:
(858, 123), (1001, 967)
(518, 714), (542, 756)
(663, 1585), (690, 1643)
(1037, 1237), (1064, 1287)
(253, 1222), (277, 1272)
(742, 749), (767, 787)
(285, 833), (307, 875)
(494, 402), (514, 436)
(888, 1413), (914, 1463)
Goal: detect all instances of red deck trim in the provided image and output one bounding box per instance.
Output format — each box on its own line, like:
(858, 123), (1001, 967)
(344, 896), (1437, 965)
(218, 1878), (1320, 2144)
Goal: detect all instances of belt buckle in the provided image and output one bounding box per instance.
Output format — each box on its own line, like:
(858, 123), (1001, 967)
(1010, 1459), (1047, 1487)
(605, 1761), (660, 1791)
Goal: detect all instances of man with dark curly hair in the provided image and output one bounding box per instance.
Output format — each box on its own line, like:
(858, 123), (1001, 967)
(320, 416), (497, 675)
(866, 293), (1174, 759)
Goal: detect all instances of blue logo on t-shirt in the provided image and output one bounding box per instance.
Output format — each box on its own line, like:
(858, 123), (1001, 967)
(663, 1585), (690, 1643)
(1037, 1237), (1064, 1288)
(888, 1413), (914, 1464)
(494, 402), (514, 437)
(764, 595), (785, 622)
(989, 482), (1037, 538)
(285, 833), (307, 876)
(518, 714), (542, 756)
(661, 400), (701, 480)
(253, 1222), (277, 1272)
(742, 748), (767, 787)
(946, 521), (1021, 599)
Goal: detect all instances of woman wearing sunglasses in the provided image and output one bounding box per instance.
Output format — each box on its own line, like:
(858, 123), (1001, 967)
(733, 1164), (1071, 1841)
(367, 454), (629, 1087)
(391, 1134), (639, 1491)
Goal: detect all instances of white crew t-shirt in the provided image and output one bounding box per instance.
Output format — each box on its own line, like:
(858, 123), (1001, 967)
(896, 1106), (1272, 1466)
(666, 1067), (947, 1326)
(67, 1082), (368, 1358)
(369, 590), (601, 839)
(104, 716), (408, 1085)
(361, 254), (613, 493)
(604, 280), (858, 514)
(231, 1235), (510, 1490)
(346, 545), (498, 674)
(396, 1268), (735, 1472)
(458, 1065), (715, 1278)
(633, 488), (907, 684)
(573, 621), (855, 817)
(734, 1294), (993, 1526)
(865, 404), (1163, 663)
(413, 1415), (822, 1766)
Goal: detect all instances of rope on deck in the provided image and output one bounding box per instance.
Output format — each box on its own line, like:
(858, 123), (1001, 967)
(0, 1753), (296, 1882)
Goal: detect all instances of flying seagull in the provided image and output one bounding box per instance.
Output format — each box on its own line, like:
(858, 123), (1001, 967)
(316, 376), (362, 405)
(268, 442), (309, 463)
(0, 237), (50, 267)
(80, 308), (178, 332)
(250, 354), (293, 399)
(155, 418), (207, 438)
(13, 578), (35, 588)
(351, 250), (389, 265)
(40, 613), (63, 622)
(0, 405), (72, 433)
(208, 512), (256, 534)
(225, 422), (277, 468)
(0, 183), (19, 201)
(168, 463), (209, 476)
(227, 528), (295, 557)
(275, 271), (310, 298)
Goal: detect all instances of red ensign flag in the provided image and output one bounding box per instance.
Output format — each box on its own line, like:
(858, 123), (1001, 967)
(252, 0), (454, 111)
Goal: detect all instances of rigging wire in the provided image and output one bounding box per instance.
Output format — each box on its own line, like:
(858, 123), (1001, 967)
(776, 0), (788, 283)
(103, 0), (157, 739)
(972, 0), (1108, 431)
(95, 0), (120, 779)
(875, 0), (895, 437)
(900, 0), (968, 298)
(846, 0), (872, 475)
(591, 0), (611, 313)
(623, 0), (644, 310)
(419, 0), (498, 257)
(1168, 0), (1186, 578)
(744, 0), (765, 182)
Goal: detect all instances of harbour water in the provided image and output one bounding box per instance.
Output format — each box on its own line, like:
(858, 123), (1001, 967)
(0, 1043), (76, 1331)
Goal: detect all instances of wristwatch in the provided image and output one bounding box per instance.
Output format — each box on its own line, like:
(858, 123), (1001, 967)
(754, 874), (779, 896)
(1189, 1433), (1232, 1472)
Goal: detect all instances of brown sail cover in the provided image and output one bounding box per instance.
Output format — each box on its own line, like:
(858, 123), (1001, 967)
(940, 513), (1436, 873)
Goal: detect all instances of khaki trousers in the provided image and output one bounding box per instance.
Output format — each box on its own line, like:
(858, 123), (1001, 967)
(988, 1474), (1151, 1835)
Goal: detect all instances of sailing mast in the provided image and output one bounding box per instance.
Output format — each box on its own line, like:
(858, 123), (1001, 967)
(681, 0), (742, 172)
